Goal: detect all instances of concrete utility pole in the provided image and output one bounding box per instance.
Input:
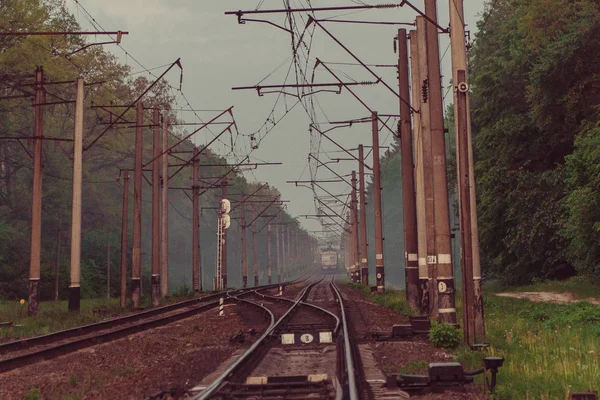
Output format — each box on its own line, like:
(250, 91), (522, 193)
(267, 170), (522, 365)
(281, 219), (286, 281)
(120, 170), (129, 308)
(350, 171), (360, 283)
(416, 17), (437, 316)
(107, 241), (111, 299)
(252, 209), (258, 287)
(457, 69), (476, 344)
(285, 224), (290, 279)
(424, 0), (457, 324)
(192, 148), (200, 292)
(409, 27), (429, 315)
(160, 116), (169, 297)
(267, 222), (272, 284)
(151, 109), (161, 306)
(241, 200), (248, 287)
(398, 29), (420, 310)
(131, 101), (143, 308)
(221, 177), (228, 288)
(69, 77), (84, 312)
(54, 217), (61, 301)
(371, 112), (385, 292)
(358, 145), (369, 285)
(28, 66), (45, 316)
(276, 215), (281, 283)
(449, 0), (485, 340)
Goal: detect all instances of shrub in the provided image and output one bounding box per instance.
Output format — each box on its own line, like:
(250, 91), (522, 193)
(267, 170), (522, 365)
(429, 322), (462, 349)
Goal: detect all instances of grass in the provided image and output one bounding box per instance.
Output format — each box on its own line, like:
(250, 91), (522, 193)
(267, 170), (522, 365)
(346, 281), (600, 399)
(485, 276), (600, 300)
(0, 288), (199, 342)
(22, 389), (41, 400)
(112, 366), (134, 377)
(347, 282), (417, 316)
(457, 295), (600, 400)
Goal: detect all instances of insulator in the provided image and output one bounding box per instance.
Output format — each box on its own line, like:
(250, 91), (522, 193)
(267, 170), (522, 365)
(421, 79), (429, 103)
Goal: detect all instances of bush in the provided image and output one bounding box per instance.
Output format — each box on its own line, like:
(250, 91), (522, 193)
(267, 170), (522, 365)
(429, 322), (462, 349)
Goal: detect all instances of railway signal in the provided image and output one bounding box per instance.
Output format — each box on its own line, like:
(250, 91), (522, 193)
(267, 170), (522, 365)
(216, 196), (231, 290)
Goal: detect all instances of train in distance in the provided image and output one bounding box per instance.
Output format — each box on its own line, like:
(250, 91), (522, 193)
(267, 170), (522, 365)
(320, 247), (339, 274)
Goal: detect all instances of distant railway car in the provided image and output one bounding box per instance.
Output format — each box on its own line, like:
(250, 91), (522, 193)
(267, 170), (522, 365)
(320, 250), (338, 274)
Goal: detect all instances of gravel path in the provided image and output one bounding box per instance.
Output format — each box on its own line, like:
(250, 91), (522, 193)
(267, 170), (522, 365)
(0, 303), (269, 400)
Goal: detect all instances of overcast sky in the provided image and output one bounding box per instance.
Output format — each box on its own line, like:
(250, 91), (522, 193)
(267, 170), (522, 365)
(68, 0), (486, 239)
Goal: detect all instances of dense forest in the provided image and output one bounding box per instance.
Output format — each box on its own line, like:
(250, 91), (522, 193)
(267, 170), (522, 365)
(471, 0), (600, 284)
(0, 0), (306, 300)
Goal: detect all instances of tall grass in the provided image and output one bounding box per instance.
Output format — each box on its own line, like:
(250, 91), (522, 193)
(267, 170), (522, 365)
(0, 288), (197, 341)
(464, 296), (600, 399)
(0, 298), (126, 341)
(347, 282), (416, 316)
(346, 282), (600, 399)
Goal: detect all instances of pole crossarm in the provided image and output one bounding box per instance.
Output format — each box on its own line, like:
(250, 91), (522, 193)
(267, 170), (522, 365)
(197, 156), (249, 198)
(232, 81), (379, 97)
(287, 179), (343, 184)
(308, 21), (418, 114)
(308, 153), (352, 186)
(0, 31), (129, 36)
(316, 60), (403, 138)
(310, 124), (372, 170)
(166, 125), (234, 180)
(300, 214), (349, 233)
(225, 4), (405, 16)
(246, 196), (282, 228)
(84, 58), (183, 151)
(229, 183), (269, 213)
(149, 109), (233, 169)
(315, 197), (350, 224)
(312, 181), (352, 204)
(226, 2), (447, 33)
(257, 207), (285, 233)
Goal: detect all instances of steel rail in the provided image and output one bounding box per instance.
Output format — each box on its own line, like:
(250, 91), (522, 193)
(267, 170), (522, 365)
(0, 296), (230, 373)
(0, 279), (308, 374)
(0, 293), (222, 355)
(0, 274), (311, 359)
(193, 282), (320, 399)
(330, 282), (359, 400)
(254, 287), (341, 334)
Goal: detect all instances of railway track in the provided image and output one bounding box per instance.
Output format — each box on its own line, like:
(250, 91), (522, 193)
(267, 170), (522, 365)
(188, 275), (363, 400)
(0, 272), (315, 374)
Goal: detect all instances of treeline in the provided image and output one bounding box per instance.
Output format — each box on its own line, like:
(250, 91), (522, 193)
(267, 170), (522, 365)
(471, 0), (600, 284)
(0, 0), (304, 300)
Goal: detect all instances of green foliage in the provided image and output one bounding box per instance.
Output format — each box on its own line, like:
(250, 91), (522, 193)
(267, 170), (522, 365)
(112, 366), (134, 377)
(471, 0), (600, 283)
(347, 282), (417, 316)
(428, 322), (462, 349)
(21, 389), (41, 400)
(562, 122), (600, 276)
(171, 285), (194, 298)
(462, 294), (600, 399)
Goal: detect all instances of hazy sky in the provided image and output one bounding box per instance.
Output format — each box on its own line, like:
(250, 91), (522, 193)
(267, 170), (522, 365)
(68, 0), (487, 238)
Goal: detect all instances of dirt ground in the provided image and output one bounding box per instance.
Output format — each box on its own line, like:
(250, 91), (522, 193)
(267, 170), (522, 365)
(0, 303), (268, 400)
(495, 291), (600, 305)
(340, 284), (489, 400)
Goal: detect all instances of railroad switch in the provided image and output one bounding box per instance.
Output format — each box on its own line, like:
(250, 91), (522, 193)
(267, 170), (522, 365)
(387, 357), (505, 395)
